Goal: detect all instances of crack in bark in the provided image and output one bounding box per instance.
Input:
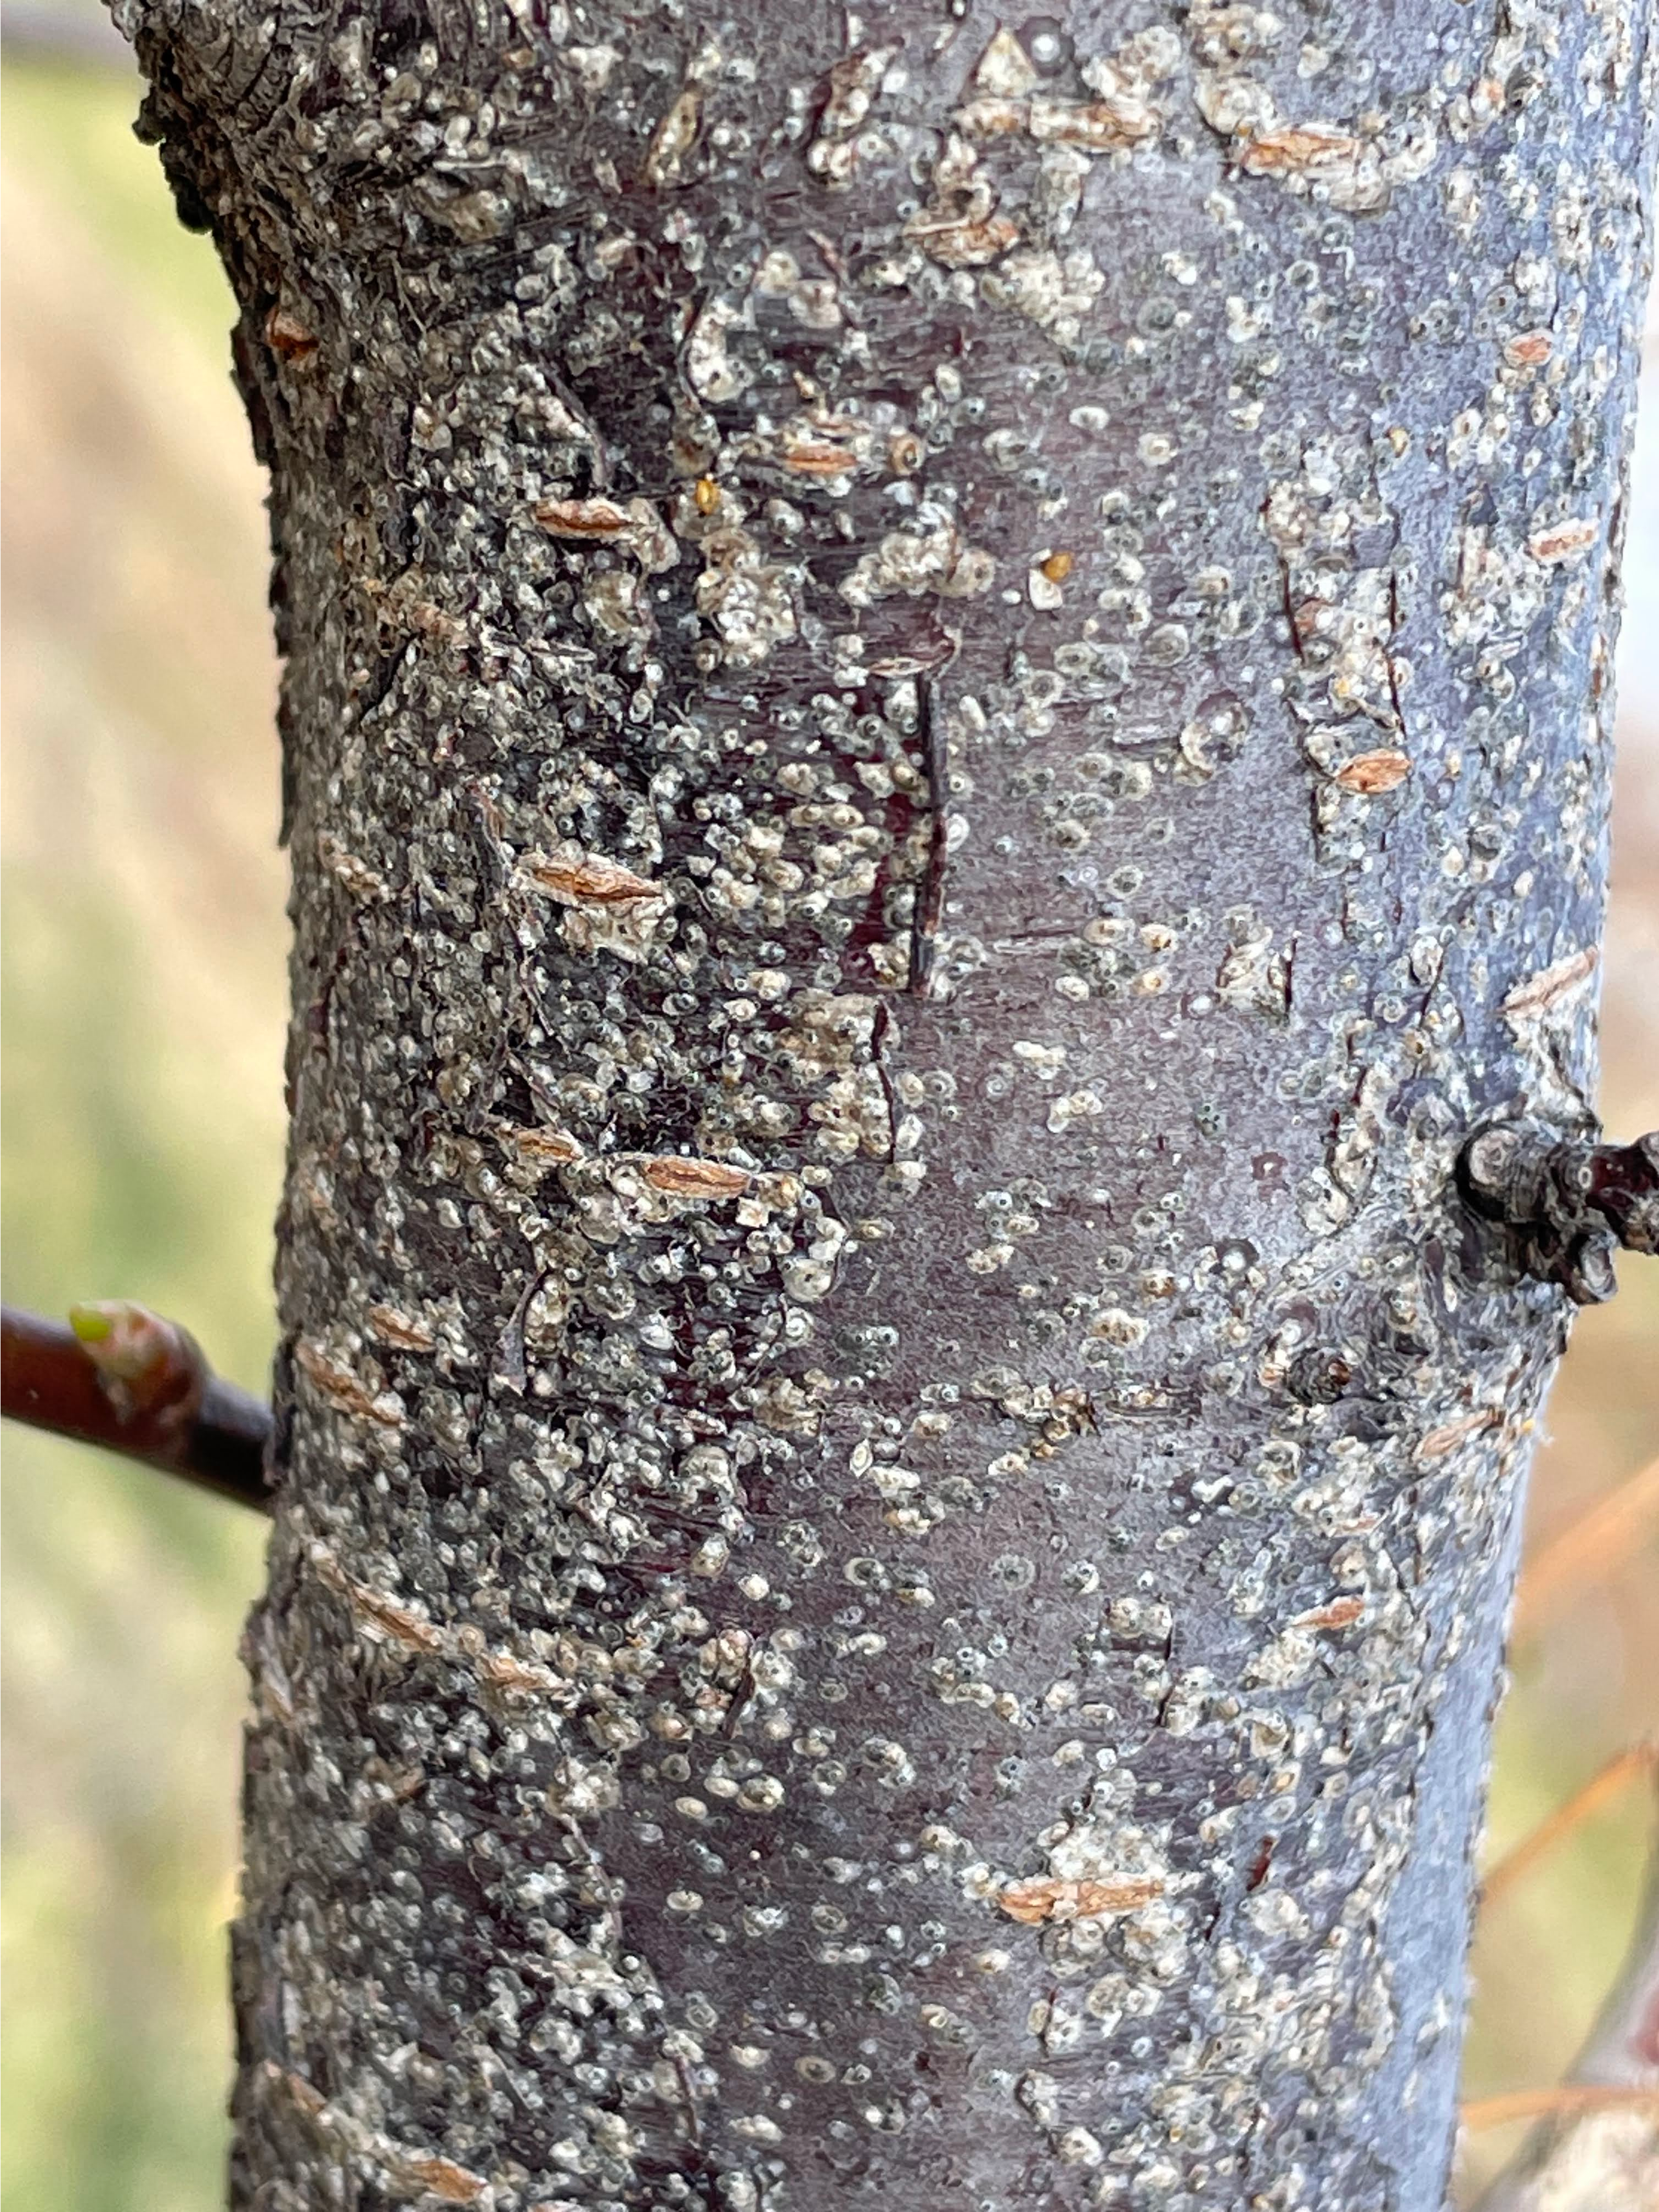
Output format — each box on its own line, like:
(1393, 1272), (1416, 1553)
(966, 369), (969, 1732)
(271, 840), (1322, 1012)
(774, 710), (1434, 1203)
(906, 673), (948, 998)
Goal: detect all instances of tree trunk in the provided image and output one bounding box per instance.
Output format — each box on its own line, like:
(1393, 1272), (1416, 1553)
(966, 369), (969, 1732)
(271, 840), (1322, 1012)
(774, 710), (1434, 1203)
(119, 2), (1656, 2205)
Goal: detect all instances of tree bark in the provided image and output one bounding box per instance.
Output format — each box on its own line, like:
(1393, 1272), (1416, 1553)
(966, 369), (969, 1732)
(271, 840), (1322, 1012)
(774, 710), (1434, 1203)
(117, 2), (1656, 2205)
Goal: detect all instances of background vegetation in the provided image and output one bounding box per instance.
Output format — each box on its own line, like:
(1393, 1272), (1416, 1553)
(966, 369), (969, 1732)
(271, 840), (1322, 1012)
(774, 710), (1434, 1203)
(2, 39), (1654, 2209)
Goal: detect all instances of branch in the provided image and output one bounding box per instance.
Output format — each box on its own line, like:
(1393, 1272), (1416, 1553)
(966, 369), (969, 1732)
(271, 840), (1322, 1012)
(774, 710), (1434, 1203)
(1513, 1455), (1659, 1639)
(1482, 1743), (1659, 1910)
(1459, 1122), (1659, 1305)
(1465, 2085), (1659, 2132)
(1, 1302), (272, 1512)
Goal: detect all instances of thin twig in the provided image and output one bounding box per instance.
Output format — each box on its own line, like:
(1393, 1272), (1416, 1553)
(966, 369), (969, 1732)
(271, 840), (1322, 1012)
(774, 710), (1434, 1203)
(1, 1301), (271, 1512)
(1462, 2084), (1659, 2132)
(1482, 1742), (1658, 1909)
(1513, 1454), (1659, 1638)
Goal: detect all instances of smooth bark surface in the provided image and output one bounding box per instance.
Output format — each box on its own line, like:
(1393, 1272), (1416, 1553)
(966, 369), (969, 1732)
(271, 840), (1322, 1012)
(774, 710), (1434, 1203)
(120, 3), (1655, 2205)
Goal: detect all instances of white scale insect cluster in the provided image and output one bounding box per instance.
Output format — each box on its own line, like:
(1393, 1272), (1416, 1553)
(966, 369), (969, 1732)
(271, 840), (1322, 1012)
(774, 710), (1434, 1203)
(122, 0), (1655, 2207)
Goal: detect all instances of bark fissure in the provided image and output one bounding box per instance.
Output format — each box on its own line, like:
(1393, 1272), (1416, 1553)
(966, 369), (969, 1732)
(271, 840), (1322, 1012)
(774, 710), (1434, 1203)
(117, 2), (1657, 2207)
(907, 676), (950, 1000)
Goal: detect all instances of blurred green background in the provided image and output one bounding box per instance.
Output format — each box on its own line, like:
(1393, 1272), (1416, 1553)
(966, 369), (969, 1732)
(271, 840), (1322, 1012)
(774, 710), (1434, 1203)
(1, 36), (1655, 2211)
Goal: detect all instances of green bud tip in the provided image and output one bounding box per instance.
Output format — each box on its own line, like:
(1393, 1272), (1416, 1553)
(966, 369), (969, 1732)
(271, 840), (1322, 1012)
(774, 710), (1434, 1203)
(68, 1305), (114, 1345)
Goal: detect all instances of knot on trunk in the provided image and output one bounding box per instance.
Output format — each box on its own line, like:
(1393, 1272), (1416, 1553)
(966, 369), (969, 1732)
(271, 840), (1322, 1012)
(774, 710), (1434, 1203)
(1458, 1121), (1659, 1304)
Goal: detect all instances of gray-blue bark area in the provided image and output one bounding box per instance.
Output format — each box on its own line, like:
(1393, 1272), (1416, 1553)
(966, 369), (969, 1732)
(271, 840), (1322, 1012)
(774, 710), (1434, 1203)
(123, 2), (1655, 2207)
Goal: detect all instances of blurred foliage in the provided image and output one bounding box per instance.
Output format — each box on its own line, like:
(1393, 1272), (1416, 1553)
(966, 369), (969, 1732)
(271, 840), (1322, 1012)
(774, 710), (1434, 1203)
(2, 52), (280, 2212)
(0, 48), (1654, 2212)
